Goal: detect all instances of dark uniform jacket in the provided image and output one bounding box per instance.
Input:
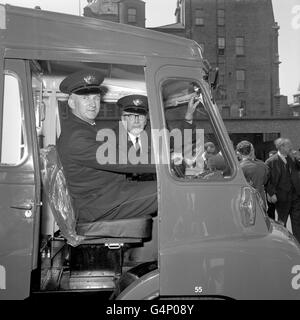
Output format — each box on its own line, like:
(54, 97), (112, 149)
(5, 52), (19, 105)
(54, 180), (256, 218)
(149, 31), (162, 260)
(240, 158), (269, 203)
(57, 111), (195, 222)
(265, 153), (300, 201)
(57, 112), (155, 222)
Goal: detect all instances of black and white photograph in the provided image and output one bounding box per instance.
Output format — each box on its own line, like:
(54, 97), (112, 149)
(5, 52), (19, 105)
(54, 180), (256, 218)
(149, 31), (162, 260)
(0, 0), (299, 304)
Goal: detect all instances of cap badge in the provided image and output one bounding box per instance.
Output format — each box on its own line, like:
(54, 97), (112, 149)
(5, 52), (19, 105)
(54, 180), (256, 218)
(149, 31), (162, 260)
(84, 75), (96, 85)
(133, 99), (142, 106)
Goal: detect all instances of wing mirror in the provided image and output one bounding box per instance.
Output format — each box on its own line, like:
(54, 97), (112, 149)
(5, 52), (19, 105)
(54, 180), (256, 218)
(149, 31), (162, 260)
(203, 59), (219, 90)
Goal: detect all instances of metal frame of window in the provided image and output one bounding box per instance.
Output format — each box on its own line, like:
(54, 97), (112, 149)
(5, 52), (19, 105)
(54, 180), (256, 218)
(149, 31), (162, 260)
(128, 7), (137, 23)
(217, 9), (225, 26)
(160, 77), (233, 181)
(218, 37), (225, 55)
(222, 106), (230, 118)
(235, 37), (245, 56)
(0, 70), (27, 166)
(195, 8), (204, 26)
(236, 70), (246, 91)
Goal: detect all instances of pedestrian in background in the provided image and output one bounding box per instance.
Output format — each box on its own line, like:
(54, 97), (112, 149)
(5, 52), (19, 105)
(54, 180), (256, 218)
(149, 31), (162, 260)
(265, 138), (300, 243)
(236, 140), (269, 209)
(266, 150), (277, 219)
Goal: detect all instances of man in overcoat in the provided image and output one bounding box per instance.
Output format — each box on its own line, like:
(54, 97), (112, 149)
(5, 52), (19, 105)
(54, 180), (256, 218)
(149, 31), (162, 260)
(265, 138), (300, 243)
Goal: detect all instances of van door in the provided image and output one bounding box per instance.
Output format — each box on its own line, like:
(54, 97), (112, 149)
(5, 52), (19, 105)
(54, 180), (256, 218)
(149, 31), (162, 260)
(149, 65), (288, 299)
(0, 59), (40, 299)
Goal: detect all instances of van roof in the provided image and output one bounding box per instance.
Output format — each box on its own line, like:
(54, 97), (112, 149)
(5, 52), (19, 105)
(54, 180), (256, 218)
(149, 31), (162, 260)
(0, 4), (202, 62)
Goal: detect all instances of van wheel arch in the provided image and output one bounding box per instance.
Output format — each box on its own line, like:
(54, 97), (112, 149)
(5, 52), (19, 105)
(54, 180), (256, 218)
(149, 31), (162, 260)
(115, 269), (159, 300)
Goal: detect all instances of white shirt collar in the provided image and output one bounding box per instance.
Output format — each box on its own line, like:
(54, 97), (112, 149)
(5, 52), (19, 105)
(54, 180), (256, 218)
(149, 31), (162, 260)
(128, 132), (141, 149)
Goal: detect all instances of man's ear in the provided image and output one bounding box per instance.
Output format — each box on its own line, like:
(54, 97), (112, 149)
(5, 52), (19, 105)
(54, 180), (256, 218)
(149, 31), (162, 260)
(68, 94), (76, 110)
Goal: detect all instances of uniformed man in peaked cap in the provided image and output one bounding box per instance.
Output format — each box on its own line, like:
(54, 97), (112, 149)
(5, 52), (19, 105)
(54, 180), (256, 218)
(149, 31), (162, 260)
(57, 70), (157, 224)
(117, 94), (149, 153)
(116, 94), (157, 182)
(59, 69), (106, 125)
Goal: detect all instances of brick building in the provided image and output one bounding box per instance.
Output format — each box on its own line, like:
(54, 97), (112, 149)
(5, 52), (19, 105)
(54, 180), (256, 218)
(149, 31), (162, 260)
(83, 0), (300, 158)
(152, 0), (289, 118)
(151, 0), (300, 158)
(84, 0), (145, 27)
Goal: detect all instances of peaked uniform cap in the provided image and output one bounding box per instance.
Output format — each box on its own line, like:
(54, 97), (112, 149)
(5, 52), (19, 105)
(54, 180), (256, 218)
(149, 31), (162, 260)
(59, 69), (106, 95)
(117, 94), (148, 115)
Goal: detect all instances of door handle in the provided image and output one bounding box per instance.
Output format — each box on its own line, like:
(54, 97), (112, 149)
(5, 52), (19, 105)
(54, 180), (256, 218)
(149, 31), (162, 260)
(10, 201), (42, 210)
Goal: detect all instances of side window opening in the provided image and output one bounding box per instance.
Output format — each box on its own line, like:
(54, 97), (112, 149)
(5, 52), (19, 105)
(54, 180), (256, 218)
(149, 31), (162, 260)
(29, 59), (156, 238)
(30, 60), (148, 149)
(28, 60), (158, 293)
(161, 79), (233, 180)
(0, 71), (26, 166)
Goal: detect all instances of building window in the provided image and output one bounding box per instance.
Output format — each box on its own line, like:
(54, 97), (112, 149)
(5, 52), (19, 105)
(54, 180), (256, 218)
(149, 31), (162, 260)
(128, 8), (137, 23)
(240, 100), (246, 116)
(294, 95), (300, 104)
(217, 85), (227, 101)
(218, 62), (225, 84)
(218, 37), (225, 55)
(236, 37), (245, 56)
(219, 74), (225, 85)
(218, 61), (225, 73)
(236, 70), (245, 91)
(222, 106), (230, 118)
(195, 9), (204, 26)
(217, 9), (225, 26)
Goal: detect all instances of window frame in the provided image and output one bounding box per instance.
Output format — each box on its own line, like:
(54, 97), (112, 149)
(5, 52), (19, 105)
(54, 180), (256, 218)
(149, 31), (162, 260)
(195, 8), (204, 26)
(218, 37), (226, 55)
(127, 7), (137, 24)
(236, 70), (246, 91)
(0, 70), (27, 166)
(222, 106), (231, 118)
(217, 9), (225, 26)
(235, 37), (245, 56)
(160, 77), (234, 182)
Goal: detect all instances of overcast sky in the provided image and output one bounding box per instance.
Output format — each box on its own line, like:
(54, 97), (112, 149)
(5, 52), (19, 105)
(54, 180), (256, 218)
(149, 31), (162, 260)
(0, 0), (299, 102)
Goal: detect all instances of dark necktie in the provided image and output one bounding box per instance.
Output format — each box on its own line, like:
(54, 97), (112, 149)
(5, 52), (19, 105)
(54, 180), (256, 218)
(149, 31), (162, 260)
(135, 137), (141, 157)
(286, 156), (292, 174)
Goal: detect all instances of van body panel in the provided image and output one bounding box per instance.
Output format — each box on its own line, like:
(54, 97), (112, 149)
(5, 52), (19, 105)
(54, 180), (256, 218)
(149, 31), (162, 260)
(0, 59), (39, 300)
(1, 5), (200, 62)
(147, 64), (300, 299)
(4, 48), (147, 67)
(159, 233), (300, 299)
(25, 60), (42, 271)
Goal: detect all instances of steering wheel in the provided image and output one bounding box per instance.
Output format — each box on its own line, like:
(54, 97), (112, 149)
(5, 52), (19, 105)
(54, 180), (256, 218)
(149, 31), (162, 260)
(171, 163), (186, 178)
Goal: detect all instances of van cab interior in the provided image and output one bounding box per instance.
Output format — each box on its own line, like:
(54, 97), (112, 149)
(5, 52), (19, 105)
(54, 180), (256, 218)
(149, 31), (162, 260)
(1, 58), (232, 297)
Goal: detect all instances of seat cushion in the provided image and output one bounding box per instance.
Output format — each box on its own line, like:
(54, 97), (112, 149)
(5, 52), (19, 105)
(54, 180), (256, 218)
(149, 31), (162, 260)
(76, 217), (153, 239)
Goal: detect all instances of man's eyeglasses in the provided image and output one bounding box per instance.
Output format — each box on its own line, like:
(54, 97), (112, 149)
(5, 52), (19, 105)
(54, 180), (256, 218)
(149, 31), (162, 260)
(124, 114), (146, 122)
